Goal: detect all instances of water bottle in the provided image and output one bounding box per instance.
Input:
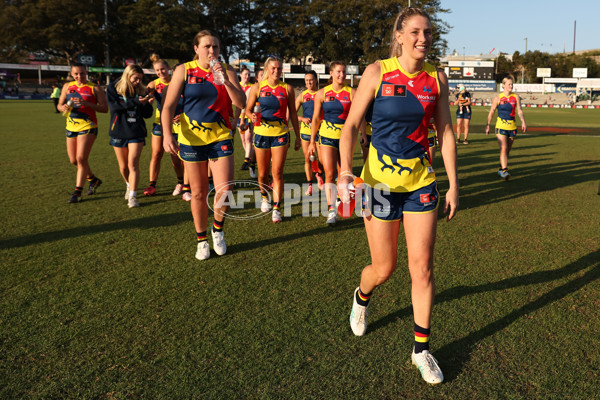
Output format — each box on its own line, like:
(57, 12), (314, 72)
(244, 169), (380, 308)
(338, 177), (364, 219)
(309, 153), (319, 173)
(210, 59), (224, 85)
(253, 102), (262, 127)
(62, 99), (74, 116)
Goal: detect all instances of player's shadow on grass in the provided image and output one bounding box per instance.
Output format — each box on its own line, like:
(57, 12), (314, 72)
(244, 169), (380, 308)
(227, 217), (364, 254)
(368, 248), (600, 382)
(436, 142), (553, 176)
(0, 212), (190, 249)
(456, 158), (600, 211)
(453, 151), (556, 175)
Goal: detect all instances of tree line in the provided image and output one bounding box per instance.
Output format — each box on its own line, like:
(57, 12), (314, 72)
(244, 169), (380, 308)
(496, 50), (600, 82)
(0, 0), (449, 68)
(3, 0), (597, 80)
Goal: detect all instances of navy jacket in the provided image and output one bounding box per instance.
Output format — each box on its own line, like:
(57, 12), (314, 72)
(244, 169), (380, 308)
(107, 81), (153, 139)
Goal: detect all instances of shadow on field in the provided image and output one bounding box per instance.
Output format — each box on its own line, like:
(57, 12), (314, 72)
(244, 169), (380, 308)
(451, 144), (554, 175)
(0, 212), (189, 249)
(442, 136), (600, 211)
(369, 248), (600, 382)
(227, 217), (364, 253)
(458, 159), (600, 211)
(281, 154), (366, 185)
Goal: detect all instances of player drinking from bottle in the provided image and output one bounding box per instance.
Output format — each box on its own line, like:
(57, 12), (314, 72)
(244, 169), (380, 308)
(161, 30), (246, 260)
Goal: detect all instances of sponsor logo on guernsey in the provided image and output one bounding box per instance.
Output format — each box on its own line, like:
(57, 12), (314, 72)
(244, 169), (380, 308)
(417, 94), (437, 103)
(382, 84), (406, 97)
(188, 76), (204, 84)
(408, 80), (414, 87)
(338, 94), (351, 104)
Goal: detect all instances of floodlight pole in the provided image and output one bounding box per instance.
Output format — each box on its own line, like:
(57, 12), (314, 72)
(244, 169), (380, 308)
(104, 0), (110, 84)
(573, 20), (576, 53)
(104, 0), (110, 67)
(521, 66), (524, 84)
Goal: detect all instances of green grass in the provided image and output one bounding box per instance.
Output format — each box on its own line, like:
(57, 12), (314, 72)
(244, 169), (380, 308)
(1, 100), (599, 398)
(467, 106), (600, 135)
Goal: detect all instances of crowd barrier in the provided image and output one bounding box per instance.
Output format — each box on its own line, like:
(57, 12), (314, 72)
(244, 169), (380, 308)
(450, 101), (600, 109)
(0, 93), (50, 100)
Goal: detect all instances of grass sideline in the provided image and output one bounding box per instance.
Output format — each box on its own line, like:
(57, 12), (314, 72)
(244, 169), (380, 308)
(1, 100), (599, 398)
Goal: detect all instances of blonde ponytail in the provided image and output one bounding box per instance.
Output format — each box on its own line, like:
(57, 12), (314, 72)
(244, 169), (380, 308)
(389, 7), (431, 58)
(150, 53), (169, 70)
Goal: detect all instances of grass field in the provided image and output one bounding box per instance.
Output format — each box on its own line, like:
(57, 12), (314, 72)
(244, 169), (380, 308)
(1, 100), (599, 399)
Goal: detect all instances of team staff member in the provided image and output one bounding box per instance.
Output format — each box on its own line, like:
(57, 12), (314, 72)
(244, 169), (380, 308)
(245, 56), (301, 223)
(455, 85), (471, 144)
(143, 55), (185, 197)
(485, 75), (527, 180)
(308, 61), (358, 225)
(58, 63), (108, 203)
(162, 30), (245, 260)
(51, 84), (61, 113)
(234, 66), (256, 177)
(106, 64), (154, 208)
(338, 7), (458, 384)
(295, 70), (323, 196)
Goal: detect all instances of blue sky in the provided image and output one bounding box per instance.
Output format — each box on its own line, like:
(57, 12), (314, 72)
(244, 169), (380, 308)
(439, 0), (600, 56)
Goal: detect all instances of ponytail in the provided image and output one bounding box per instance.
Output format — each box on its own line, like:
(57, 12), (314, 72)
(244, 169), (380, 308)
(389, 7), (431, 58)
(150, 53), (169, 69)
